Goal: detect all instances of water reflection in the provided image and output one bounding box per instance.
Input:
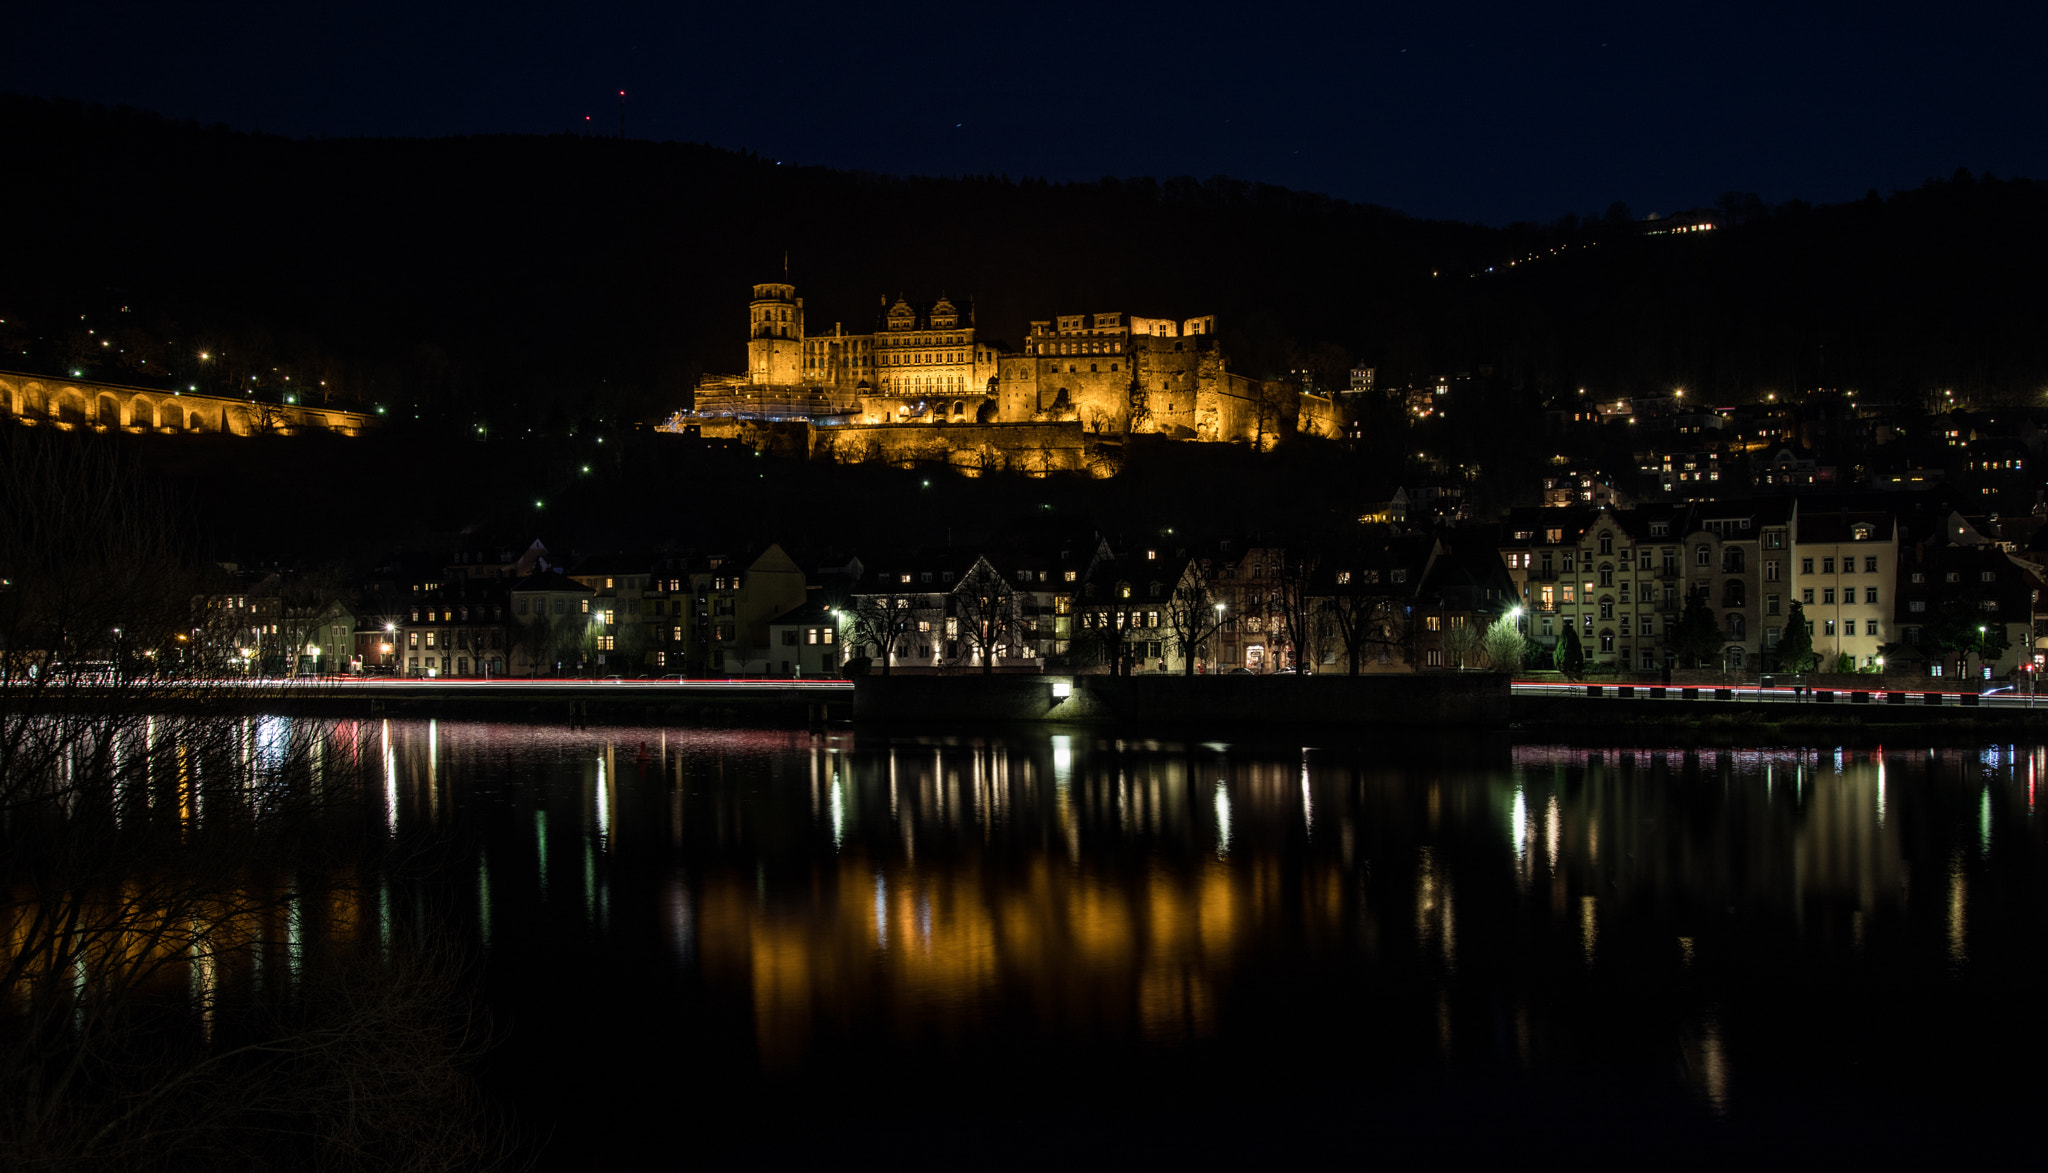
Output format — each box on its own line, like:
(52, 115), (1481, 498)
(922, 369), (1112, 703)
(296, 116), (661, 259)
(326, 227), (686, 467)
(73, 719), (2041, 1161)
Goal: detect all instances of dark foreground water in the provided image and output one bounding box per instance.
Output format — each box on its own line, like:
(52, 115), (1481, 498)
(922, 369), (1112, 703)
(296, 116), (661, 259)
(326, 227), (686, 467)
(365, 721), (2047, 1167)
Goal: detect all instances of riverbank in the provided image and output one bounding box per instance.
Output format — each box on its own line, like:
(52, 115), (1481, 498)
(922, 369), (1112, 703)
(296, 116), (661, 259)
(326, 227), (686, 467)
(34, 680), (857, 726)
(1511, 691), (2048, 738)
(851, 672), (1509, 726)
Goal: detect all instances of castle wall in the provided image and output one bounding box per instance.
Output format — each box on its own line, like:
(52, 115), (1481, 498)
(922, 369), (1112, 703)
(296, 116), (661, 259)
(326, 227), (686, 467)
(995, 355), (1042, 422)
(1128, 335), (1206, 436)
(1197, 369), (1303, 448)
(810, 421), (1095, 476)
(1297, 391), (1343, 440)
(1034, 353), (1131, 434)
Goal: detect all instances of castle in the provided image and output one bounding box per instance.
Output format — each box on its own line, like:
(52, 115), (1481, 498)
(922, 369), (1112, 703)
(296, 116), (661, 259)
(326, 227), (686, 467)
(673, 282), (1345, 474)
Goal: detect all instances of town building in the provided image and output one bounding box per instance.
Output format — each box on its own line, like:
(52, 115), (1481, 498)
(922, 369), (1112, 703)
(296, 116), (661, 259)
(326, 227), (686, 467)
(507, 571), (596, 676)
(766, 602), (844, 677)
(1790, 511), (1898, 670)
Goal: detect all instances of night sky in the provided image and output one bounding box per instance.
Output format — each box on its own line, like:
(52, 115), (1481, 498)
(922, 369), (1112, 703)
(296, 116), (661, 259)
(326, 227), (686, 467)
(8, 1), (2045, 224)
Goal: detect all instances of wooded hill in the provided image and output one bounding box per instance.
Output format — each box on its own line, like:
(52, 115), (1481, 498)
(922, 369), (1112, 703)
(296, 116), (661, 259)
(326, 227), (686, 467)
(5, 94), (2044, 439)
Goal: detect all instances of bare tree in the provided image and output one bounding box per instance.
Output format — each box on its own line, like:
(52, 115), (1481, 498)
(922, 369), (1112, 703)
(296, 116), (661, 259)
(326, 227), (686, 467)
(1069, 581), (1130, 675)
(1325, 569), (1411, 675)
(847, 590), (923, 675)
(0, 430), (507, 1169)
(1273, 549), (1329, 673)
(1161, 561), (1229, 675)
(951, 560), (1018, 675)
(1441, 615), (1484, 669)
(263, 565), (356, 675)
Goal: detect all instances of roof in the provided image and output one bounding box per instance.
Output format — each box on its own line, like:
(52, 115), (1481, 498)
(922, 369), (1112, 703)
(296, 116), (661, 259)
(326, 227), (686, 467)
(567, 553), (655, 577)
(1796, 511), (1896, 544)
(767, 601), (839, 627)
(508, 571), (593, 595)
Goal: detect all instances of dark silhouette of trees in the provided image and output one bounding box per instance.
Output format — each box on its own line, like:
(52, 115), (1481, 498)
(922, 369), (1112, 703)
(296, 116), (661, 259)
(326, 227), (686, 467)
(1554, 624), (1585, 678)
(1777, 600), (1819, 673)
(1927, 599), (2010, 679)
(1161, 563), (1227, 676)
(1325, 571), (1409, 676)
(0, 430), (506, 1169)
(1673, 592), (1725, 668)
(951, 561), (1018, 674)
(1272, 550), (1328, 674)
(847, 591), (923, 675)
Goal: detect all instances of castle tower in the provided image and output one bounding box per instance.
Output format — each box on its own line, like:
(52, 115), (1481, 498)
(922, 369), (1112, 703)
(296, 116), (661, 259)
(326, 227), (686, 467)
(748, 283), (804, 385)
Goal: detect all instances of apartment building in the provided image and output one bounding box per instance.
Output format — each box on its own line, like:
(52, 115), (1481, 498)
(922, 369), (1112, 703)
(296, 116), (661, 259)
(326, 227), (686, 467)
(1790, 512), (1898, 670)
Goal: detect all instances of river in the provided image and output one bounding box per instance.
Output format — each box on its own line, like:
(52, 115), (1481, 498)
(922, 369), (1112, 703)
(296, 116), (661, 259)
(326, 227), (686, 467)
(355, 719), (2046, 1166)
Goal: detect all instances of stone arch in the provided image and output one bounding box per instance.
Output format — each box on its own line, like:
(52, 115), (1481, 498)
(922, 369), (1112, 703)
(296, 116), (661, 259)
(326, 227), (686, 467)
(95, 393), (121, 427)
(0, 380), (14, 416)
(21, 382), (48, 416)
(130, 395), (158, 429)
(188, 409), (206, 432)
(53, 389), (90, 425)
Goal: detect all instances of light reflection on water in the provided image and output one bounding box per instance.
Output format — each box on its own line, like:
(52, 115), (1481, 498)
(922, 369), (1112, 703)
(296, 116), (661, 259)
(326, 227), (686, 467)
(340, 722), (2048, 1159)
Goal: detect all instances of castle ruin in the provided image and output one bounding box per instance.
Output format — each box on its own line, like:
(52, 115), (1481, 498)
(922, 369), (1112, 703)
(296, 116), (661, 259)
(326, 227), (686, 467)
(671, 282), (1345, 473)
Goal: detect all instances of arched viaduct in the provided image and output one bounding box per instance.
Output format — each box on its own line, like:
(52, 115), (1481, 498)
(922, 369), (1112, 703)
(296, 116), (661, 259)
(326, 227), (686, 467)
(0, 371), (375, 437)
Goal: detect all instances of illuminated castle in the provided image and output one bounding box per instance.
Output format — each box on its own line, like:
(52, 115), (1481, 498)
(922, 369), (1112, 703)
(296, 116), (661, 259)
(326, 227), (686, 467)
(681, 281), (1345, 470)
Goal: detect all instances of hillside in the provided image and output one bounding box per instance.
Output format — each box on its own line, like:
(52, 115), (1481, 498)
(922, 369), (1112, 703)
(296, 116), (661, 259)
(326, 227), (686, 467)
(6, 94), (2042, 440)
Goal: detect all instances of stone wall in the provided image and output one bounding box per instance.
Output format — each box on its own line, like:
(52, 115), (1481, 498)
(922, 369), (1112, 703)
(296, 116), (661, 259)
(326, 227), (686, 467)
(1127, 335), (1205, 436)
(811, 421), (1100, 475)
(0, 371), (372, 436)
(854, 672), (1509, 726)
(1036, 355), (1134, 435)
(1298, 391), (1342, 440)
(695, 418), (812, 458)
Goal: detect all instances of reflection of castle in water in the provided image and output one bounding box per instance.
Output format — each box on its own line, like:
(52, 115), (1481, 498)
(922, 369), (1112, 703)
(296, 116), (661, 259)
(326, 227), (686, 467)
(690, 741), (1326, 1064)
(356, 725), (2046, 1100)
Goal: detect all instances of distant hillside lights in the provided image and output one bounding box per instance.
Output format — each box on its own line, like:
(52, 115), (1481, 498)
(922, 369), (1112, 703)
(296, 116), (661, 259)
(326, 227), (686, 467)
(670, 280), (1351, 471)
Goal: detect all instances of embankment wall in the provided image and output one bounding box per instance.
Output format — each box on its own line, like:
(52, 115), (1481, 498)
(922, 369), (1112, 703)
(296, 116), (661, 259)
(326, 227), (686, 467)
(852, 672), (1509, 727)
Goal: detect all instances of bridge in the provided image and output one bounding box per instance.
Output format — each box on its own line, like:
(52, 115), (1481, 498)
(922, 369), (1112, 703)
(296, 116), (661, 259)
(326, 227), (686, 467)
(0, 370), (376, 436)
